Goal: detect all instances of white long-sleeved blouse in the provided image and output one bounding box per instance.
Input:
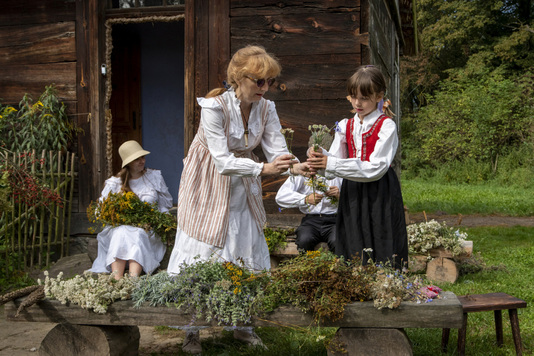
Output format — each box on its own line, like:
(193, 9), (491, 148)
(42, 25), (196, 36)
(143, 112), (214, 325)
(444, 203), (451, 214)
(324, 109), (398, 182)
(100, 169), (173, 213)
(275, 175), (342, 215)
(198, 88), (290, 177)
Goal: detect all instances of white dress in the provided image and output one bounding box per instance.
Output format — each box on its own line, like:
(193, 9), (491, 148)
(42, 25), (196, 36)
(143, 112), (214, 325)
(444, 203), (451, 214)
(167, 89), (290, 273)
(89, 169), (173, 275)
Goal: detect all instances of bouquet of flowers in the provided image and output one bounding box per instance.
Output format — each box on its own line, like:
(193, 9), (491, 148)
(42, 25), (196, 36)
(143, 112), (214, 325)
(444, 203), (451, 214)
(407, 219), (467, 256)
(307, 124), (335, 203)
(43, 270), (135, 314)
(280, 127), (294, 155)
(87, 191), (177, 243)
(308, 124), (334, 153)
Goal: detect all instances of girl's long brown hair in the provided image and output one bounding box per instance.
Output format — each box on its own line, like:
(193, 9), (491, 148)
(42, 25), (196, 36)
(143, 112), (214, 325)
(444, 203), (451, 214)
(115, 166), (146, 193)
(347, 65), (395, 117)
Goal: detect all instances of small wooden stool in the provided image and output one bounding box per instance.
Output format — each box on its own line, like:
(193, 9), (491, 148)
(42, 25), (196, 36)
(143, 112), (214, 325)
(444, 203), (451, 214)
(441, 293), (527, 356)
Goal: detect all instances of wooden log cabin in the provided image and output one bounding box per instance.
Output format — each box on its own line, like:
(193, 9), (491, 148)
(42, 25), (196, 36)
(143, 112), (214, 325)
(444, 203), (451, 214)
(0, 0), (413, 232)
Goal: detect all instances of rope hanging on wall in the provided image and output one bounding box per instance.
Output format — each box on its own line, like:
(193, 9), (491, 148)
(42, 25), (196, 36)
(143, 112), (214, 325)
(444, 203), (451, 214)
(104, 14), (185, 176)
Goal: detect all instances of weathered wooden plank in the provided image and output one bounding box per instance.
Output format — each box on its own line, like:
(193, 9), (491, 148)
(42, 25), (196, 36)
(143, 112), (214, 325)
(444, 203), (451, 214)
(5, 291), (463, 329)
(191, 0), (211, 132)
(184, 0), (196, 153)
(0, 22), (76, 66)
(87, 0), (107, 196)
(0, 0), (76, 26)
(0, 63), (76, 104)
(231, 0), (361, 16)
(264, 54), (360, 101)
(75, 0), (93, 213)
(208, 0), (230, 92)
(231, 12), (365, 56)
(360, 0), (370, 64)
(369, 0), (394, 76)
(275, 98), (352, 128)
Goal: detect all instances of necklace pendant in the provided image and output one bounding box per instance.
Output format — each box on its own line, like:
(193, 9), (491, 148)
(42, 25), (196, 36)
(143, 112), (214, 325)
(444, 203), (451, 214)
(244, 130), (249, 147)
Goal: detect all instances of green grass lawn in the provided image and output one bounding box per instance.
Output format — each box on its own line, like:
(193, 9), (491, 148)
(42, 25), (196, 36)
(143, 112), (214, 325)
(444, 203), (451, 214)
(401, 179), (534, 216)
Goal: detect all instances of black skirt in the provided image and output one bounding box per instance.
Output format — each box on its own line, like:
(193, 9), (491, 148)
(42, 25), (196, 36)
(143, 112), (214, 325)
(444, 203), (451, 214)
(335, 167), (408, 270)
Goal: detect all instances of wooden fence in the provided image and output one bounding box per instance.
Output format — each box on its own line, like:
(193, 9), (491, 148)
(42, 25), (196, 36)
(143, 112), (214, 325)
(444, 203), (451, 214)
(0, 150), (75, 277)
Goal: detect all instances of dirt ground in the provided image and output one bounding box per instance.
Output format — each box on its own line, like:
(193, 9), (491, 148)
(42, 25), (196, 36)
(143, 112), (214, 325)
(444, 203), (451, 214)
(1, 214), (533, 355)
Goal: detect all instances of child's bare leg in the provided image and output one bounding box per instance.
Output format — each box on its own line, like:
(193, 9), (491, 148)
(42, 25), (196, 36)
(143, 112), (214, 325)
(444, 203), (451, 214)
(128, 260), (143, 277)
(111, 259), (127, 280)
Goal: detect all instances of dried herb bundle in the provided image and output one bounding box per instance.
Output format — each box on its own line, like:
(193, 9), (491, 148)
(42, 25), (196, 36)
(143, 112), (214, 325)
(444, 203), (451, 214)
(15, 285), (45, 317)
(0, 285), (41, 306)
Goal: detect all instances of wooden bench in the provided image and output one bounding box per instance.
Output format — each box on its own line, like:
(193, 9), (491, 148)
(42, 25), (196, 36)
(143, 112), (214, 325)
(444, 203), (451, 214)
(6, 291), (463, 356)
(441, 293), (527, 356)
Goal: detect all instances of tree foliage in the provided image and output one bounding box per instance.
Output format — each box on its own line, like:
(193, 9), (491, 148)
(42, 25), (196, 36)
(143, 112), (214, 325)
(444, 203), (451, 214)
(401, 0), (534, 182)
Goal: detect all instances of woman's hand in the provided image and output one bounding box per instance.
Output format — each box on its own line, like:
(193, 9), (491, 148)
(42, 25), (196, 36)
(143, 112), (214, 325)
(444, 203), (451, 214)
(307, 150), (328, 170)
(261, 154), (298, 176)
(305, 193), (323, 205)
(290, 162), (313, 177)
(325, 186), (340, 199)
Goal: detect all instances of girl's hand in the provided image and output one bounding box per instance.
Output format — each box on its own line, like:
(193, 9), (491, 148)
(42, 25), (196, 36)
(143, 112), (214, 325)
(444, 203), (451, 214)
(325, 186), (340, 199)
(305, 193), (323, 205)
(261, 154), (298, 176)
(306, 146), (324, 157)
(307, 150), (328, 170)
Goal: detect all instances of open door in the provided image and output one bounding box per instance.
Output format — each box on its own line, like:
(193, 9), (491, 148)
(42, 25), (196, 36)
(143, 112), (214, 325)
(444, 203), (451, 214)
(108, 20), (185, 204)
(110, 25), (142, 175)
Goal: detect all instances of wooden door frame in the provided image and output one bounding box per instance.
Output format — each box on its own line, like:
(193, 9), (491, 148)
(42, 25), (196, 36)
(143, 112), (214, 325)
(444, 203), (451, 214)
(76, 0), (107, 211)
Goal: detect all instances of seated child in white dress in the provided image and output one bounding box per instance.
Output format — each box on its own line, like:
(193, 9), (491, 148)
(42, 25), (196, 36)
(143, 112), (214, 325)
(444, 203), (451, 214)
(89, 140), (173, 280)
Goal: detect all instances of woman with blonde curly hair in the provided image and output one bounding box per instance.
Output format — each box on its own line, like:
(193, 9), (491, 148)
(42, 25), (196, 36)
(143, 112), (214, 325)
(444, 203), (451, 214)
(168, 45), (309, 353)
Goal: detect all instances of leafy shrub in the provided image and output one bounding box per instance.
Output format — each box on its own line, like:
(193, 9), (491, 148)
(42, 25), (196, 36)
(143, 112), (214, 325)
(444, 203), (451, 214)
(401, 70), (534, 187)
(0, 85), (79, 153)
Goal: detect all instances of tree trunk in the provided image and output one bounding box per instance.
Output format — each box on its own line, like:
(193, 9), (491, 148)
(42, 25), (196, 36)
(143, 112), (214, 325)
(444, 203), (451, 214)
(39, 323), (140, 356)
(426, 257), (459, 283)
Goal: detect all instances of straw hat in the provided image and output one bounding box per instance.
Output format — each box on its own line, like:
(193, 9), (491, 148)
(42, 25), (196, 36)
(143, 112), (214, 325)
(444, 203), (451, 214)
(119, 140), (150, 168)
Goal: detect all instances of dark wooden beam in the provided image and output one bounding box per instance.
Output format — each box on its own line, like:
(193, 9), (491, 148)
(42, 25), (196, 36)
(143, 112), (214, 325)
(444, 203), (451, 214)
(75, 0), (94, 212)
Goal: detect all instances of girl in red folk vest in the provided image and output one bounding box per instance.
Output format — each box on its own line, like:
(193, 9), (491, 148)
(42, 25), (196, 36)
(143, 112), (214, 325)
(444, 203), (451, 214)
(307, 65), (408, 270)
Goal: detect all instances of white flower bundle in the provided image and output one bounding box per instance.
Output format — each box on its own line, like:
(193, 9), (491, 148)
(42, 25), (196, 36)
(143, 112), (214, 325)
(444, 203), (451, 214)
(42, 270), (136, 314)
(407, 219), (467, 256)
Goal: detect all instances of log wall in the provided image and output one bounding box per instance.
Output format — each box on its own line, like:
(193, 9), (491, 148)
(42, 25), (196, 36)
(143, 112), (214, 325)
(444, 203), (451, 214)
(0, 1), (77, 105)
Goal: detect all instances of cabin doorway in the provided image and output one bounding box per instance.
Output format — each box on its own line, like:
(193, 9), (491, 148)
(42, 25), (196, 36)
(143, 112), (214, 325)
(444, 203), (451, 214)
(109, 20), (185, 204)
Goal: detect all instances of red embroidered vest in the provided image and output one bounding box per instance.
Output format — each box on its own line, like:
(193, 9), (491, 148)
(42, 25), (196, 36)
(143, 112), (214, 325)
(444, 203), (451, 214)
(346, 115), (390, 161)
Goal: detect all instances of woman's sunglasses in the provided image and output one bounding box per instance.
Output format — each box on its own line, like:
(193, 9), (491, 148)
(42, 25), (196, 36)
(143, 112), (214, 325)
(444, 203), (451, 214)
(245, 76), (275, 88)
